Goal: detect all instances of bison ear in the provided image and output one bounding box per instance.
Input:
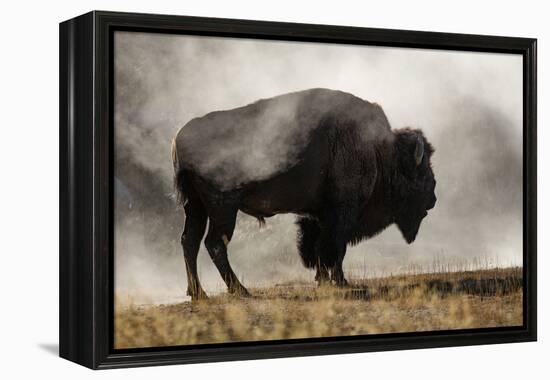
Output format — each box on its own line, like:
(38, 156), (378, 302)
(414, 136), (424, 166)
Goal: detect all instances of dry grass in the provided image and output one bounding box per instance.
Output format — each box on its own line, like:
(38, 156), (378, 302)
(114, 267), (522, 349)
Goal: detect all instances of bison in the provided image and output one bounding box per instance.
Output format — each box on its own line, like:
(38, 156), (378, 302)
(172, 88), (436, 300)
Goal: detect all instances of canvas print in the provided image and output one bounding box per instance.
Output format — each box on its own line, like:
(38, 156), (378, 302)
(114, 31), (523, 349)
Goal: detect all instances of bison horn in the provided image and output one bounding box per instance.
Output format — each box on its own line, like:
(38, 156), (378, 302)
(414, 136), (424, 166)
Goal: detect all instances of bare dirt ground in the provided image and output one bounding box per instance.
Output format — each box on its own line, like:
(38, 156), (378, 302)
(114, 267), (522, 349)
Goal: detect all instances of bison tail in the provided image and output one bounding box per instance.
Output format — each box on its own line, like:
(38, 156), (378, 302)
(296, 217), (321, 269)
(172, 137), (188, 207)
(174, 170), (189, 208)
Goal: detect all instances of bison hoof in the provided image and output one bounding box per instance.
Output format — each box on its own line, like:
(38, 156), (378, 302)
(335, 279), (350, 288)
(316, 279), (331, 287)
(315, 272), (331, 286)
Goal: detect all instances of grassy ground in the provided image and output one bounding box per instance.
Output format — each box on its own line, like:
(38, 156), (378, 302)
(114, 267), (522, 349)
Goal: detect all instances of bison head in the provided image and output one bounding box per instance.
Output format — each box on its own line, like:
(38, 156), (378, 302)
(393, 129), (437, 244)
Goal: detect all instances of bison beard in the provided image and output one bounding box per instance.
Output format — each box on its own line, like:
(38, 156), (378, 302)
(173, 88), (436, 300)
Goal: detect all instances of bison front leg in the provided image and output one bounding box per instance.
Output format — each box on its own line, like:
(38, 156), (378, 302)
(317, 207), (354, 287)
(329, 235), (350, 287)
(330, 257), (349, 287)
(317, 236), (348, 287)
(296, 217), (330, 285)
(315, 265), (330, 285)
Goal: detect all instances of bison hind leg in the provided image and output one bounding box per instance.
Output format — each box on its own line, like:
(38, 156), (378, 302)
(181, 198), (208, 301)
(204, 207), (250, 297)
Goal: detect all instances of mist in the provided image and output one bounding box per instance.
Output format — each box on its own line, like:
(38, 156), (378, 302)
(114, 31), (523, 304)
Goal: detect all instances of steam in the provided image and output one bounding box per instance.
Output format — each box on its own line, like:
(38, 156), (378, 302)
(175, 92), (305, 190)
(114, 32), (523, 304)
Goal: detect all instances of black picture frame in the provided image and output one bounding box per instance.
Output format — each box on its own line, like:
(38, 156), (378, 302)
(59, 10), (537, 369)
